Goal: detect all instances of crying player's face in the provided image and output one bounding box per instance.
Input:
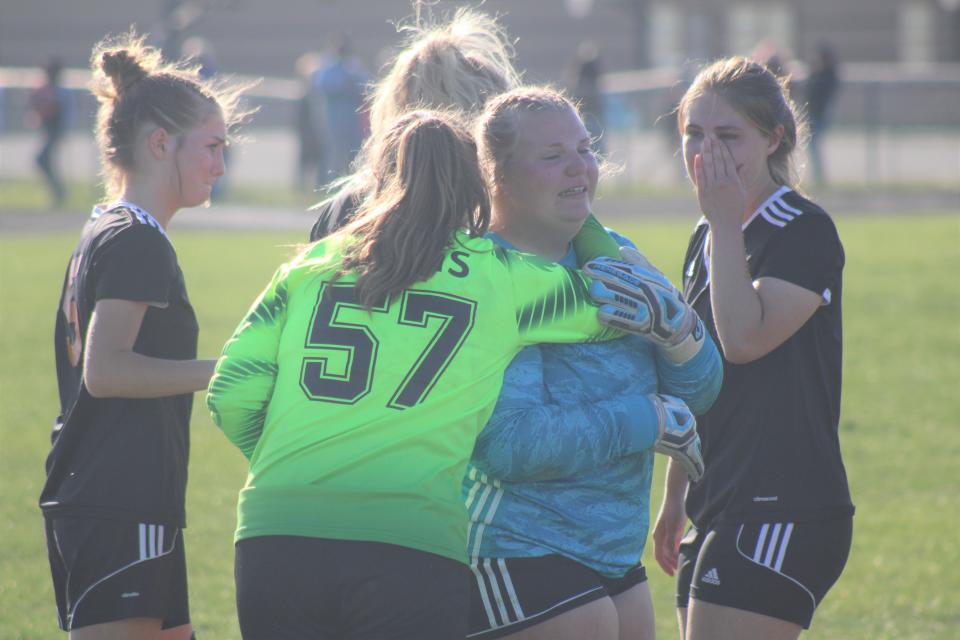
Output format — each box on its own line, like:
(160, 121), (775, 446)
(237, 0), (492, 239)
(174, 109), (227, 207)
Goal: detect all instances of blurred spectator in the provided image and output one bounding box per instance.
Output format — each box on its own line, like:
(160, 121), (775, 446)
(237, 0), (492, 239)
(313, 34), (369, 178)
(26, 58), (71, 208)
(182, 36), (219, 79)
(294, 52), (325, 192)
(569, 41), (605, 153)
(158, 0), (204, 61)
(655, 62), (697, 183)
(805, 42), (840, 186)
(751, 39), (789, 79)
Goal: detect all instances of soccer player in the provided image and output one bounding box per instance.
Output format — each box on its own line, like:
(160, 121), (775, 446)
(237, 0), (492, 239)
(40, 33), (249, 639)
(309, 7), (521, 241)
(652, 57), (854, 640)
(206, 109), (658, 640)
(464, 86), (722, 640)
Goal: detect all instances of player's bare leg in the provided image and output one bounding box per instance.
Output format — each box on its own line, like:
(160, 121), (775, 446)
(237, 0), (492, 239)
(502, 596), (619, 640)
(686, 599), (802, 640)
(610, 581), (654, 640)
(70, 619), (193, 640)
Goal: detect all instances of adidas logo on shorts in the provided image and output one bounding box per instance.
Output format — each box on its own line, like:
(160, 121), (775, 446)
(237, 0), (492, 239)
(701, 567), (721, 586)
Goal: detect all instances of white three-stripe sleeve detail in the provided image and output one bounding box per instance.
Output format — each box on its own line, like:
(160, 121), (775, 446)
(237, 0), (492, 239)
(776, 197), (803, 216)
(149, 524), (157, 558)
(473, 488), (504, 561)
(766, 204), (794, 223)
(468, 484), (493, 562)
(770, 201), (798, 222)
(774, 523), (794, 571)
(760, 210), (787, 227)
(158, 525), (165, 554)
(753, 523), (770, 562)
(764, 523), (783, 566)
(464, 476), (483, 509)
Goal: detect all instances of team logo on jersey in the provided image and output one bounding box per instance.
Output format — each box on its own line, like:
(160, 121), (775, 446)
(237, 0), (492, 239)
(62, 253), (84, 367)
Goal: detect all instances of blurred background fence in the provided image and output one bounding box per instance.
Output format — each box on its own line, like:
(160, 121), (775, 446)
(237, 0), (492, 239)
(2, 0), (959, 194)
(2, 62), (958, 190)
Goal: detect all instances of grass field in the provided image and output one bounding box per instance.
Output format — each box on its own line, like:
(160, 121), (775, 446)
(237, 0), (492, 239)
(1, 212), (958, 639)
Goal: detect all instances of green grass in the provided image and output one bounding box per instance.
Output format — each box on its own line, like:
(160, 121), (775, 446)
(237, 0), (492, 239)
(1, 214), (958, 638)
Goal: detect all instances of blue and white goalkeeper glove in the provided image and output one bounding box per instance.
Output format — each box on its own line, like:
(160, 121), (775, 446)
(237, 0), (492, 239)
(650, 393), (704, 482)
(584, 247), (705, 363)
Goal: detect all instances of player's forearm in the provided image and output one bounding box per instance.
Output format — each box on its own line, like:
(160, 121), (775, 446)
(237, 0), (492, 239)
(655, 334), (723, 415)
(662, 458), (690, 508)
(708, 224), (766, 363)
(84, 350), (215, 398)
(475, 396), (656, 481)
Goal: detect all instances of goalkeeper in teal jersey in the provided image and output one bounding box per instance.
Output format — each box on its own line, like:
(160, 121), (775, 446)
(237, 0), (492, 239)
(207, 110), (650, 639)
(465, 87), (721, 640)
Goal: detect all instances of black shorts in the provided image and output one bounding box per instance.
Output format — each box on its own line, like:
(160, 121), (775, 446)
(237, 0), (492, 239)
(468, 555), (647, 639)
(676, 517), (852, 628)
(44, 516), (190, 631)
(235, 536), (470, 640)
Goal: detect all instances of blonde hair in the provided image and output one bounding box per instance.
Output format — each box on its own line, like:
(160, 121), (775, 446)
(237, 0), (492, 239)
(311, 9), (519, 224)
(340, 110), (490, 309)
(89, 31), (254, 199)
(475, 85), (585, 187)
(677, 56), (807, 188)
(367, 8), (521, 138)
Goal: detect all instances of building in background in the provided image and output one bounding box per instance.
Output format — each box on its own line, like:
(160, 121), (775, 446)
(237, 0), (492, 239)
(2, 0), (959, 80)
(1, 0), (957, 187)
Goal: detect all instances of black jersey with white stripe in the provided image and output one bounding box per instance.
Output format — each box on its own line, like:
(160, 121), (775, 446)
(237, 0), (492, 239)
(41, 204), (197, 527)
(681, 187), (853, 527)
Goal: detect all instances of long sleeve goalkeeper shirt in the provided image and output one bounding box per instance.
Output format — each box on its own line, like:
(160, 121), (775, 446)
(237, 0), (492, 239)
(207, 231), (623, 564)
(464, 229), (723, 577)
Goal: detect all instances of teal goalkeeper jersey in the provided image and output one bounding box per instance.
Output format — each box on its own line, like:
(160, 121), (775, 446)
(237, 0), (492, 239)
(207, 231), (621, 563)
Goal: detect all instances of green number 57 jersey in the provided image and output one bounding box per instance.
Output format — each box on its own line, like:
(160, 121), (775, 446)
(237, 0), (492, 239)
(207, 231), (621, 563)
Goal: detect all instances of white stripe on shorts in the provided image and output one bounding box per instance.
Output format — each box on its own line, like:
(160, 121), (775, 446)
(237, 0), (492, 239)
(68, 524), (179, 630)
(774, 523), (794, 571)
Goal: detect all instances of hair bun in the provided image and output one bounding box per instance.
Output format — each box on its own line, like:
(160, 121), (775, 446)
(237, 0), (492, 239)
(101, 50), (148, 94)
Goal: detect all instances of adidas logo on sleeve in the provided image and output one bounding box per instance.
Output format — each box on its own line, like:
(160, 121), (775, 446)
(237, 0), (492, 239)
(700, 567), (721, 586)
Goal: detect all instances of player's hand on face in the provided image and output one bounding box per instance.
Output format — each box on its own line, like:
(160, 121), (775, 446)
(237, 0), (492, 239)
(694, 134), (748, 229)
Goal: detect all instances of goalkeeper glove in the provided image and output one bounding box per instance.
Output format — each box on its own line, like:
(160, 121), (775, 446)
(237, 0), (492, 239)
(650, 393), (704, 482)
(584, 246), (705, 363)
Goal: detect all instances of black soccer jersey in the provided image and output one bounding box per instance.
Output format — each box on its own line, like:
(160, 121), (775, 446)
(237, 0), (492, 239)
(41, 203), (198, 527)
(681, 187), (853, 527)
(308, 185), (361, 242)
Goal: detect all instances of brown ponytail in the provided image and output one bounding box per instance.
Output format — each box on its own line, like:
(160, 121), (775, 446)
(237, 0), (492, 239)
(100, 49), (149, 94)
(339, 110), (490, 308)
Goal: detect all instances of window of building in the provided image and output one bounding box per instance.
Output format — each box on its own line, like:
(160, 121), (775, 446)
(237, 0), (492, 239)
(899, 2), (936, 63)
(729, 2), (793, 57)
(651, 3), (683, 68)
